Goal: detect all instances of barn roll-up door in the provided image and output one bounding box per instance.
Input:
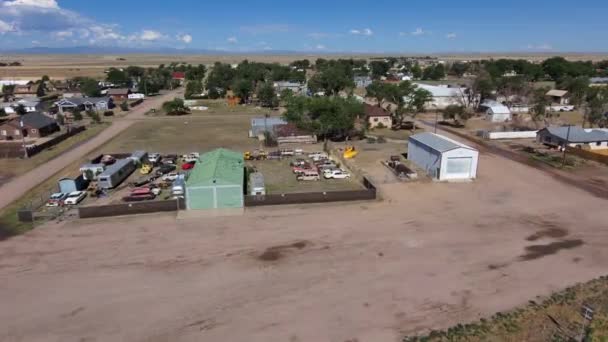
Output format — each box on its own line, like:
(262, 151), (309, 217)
(446, 157), (472, 178)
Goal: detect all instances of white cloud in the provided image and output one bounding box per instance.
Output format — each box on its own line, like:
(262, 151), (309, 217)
(53, 29), (73, 40)
(139, 30), (163, 41)
(177, 33), (192, 44)
(3, 0), (58, 8)
(446, 32), (457, 39)
(0, 19), (12, 33)
(411, 28), (425, 36)
(227, 36), (238, 44)
(316, 44), (326, 50)
(350, 28), (373, 36)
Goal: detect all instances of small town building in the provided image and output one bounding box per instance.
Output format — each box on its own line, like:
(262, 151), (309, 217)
(273, 81), (304, 94)
(1, 97), (41, 114)
(354, 76), (373, 88)
(480, 100), (512, 123)
(172, 72), (186, 85)
(408, 132), (479, 181)
(107, 88), (130, 102)
(55, 97), (113, 113)
(412, 83), (467, 110)
(58, 175), (89, 194)
(546, 89), (569, 105)
(12, 83), (37, 96)
(0, 112), (59, 140)
(274, 123), (317, 145)
(364, 104), (392, 129)
(250, 116), (288, 138)
(537, 126), (608, 150)
(185, 148), (244, 210)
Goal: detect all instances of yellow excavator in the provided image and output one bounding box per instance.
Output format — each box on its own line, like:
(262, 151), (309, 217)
(140, 164), (153, 175)
(343, 146), (358, 159)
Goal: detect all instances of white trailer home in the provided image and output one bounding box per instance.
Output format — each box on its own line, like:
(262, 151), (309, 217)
(408, 132), (479, 181)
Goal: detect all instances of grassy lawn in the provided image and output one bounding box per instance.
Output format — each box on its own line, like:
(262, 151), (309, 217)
(0, 123), (109, 185)
(367, 128), (421, 141)
(249, 159), (363, 194)
(100, 116), (260, 154)
(403, 275), (608, 342)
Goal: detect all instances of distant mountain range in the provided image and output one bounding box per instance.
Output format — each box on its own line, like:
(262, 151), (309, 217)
(0, 46), (320, 55)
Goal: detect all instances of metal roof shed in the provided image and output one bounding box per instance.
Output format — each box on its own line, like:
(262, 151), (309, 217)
(185, 148), (244, 210)
(408, 132), (479, 181)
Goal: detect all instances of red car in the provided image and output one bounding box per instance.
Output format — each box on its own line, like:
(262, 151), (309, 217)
(182, 161), (196, 170)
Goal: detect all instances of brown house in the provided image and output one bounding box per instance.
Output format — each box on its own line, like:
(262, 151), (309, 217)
(107, 88), (130, 101)
(364, 104), (392, 129)
(0, 112), (59, 140)
(13, 83), (37, 96)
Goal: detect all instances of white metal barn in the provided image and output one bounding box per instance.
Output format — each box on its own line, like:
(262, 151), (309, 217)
(408, 132), (479, 181)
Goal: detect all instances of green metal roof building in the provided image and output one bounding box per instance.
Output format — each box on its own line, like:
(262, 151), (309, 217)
(185, 148), (244, 210)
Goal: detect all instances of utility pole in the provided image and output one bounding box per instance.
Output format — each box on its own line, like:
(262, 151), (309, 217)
(20, 118), (28, 159)
(561, 125), (571, 168)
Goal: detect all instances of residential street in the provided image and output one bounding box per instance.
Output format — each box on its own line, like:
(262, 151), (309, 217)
(0, 89), (183, 210)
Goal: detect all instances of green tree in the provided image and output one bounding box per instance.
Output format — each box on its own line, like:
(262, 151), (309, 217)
(125, 66), (145, 78)
(232, 78), (254, 103)
(162, 98), (190, 116)
(411, 63), (422, 79)
(369, 61), (390, 79)
(106, 68), (129, 86)
(308, 63), (355, 96)
(0, 108), (6, 117)
(185, 64), (207, 81)
(366, 81), (390, 107)
(41, 75), (50, 82)
(280, 89), (294, 101)
(423, 64), (445, 81)
(450, 62), (470, 77)
(531, 87), (551, 127)
(73, 110), (83, 121)
(88, 111), (101, 124)
(79, 78), (101, 97)
(257, 82), (279, 108)
(442, 105), (471, 124)
(559, 76), (589, 108)
(185, 80), (203, 99)
(56, 113), (65, 125)
(290, 59), (310, 70)
(36, 81), (46, 97)
(205, 62), (236, 95)
(409, 88), (434, 113)
(120, 101), (129, 111)
(584, 87), (608, 127)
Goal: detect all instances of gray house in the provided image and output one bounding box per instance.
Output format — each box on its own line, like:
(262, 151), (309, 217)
(55, 97), (113, 113)
(537, 126), (608, 150)
(274, 81), (304, 94)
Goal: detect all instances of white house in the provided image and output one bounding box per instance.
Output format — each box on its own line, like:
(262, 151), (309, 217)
(412, 83), (467, 110)
(546, 89), (570, 105)
(408, 132), (479, 181)
(1, 97), (41, 114)
(480, 100), (512, 122)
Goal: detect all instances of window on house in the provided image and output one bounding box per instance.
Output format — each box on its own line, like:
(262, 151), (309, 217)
(14, 130), (20, 136)
(373, 118), (379, 122)
(597, 142), (602, 146)
(1, 130), (6, 136)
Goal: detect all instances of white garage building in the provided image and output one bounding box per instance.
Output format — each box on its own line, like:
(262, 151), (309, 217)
(408, 132), (479, 181)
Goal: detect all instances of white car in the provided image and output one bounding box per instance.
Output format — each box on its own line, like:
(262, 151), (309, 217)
(162, 172), (179, 182)
(323, 169), (351, 179)
(63, 191), (87, 205)
(308, 152), (328, 160)
(148, 153), (161, 164)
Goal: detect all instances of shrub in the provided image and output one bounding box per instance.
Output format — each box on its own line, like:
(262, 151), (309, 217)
(367, 137), (377, 144)
(120, 101), (129, 111)
(103, 111), (114, 117)
(89, 111), (101, 124)
(377, 136), (387, 144)
(56, 113), (65, 125)
(376, 122), (386, 129)
(73, 110), (83, 121)
(130, 99), (143, 107)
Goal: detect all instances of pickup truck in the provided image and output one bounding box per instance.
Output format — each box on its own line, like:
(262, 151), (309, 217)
(123, 193), (156, 202)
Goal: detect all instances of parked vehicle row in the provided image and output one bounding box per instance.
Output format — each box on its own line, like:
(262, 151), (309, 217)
(288, 154), (351, 182)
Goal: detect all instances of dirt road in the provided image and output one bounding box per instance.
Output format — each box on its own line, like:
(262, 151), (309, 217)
(1, 139), (607, 341)
(0, 89), (183, 210)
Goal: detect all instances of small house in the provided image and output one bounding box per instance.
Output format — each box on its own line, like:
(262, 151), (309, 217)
(364, 104), (392, 129)
(172, 72), (186, 85)
(55, 97), (113, 113)
(58, 175), (89, 194)
(408, 132), (479, 181)
(0, 112), (59, 140)
(546, 90), (569, 105)
(97, 158), (136, 189)
(274, 81), (304, 94)
(480, 100), (512, 123)
(107, 88), (130, 102)
(274, 123), (317, 145)
(250, 117), (288, 137)
(185, 148), (244, 210)
(537, 126), (608, 150)
(13, 83), (37, 96)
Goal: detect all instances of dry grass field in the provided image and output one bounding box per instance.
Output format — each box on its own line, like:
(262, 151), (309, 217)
(2, 53), (608, 79)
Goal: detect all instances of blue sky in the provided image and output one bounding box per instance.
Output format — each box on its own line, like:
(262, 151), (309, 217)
(0, 0), (606, 52)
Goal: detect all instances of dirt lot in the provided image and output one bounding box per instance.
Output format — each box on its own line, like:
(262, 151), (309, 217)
(1, 128), (608, 341)
(249, 158), (363, 194)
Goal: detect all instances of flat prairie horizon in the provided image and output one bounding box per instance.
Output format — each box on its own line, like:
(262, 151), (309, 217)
(0, 52), (607, 79)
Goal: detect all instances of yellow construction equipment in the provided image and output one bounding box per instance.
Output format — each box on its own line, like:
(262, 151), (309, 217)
(140, 164), (153, 175)
(244, 150), (267, 161)
(343, 146), (358, 159)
